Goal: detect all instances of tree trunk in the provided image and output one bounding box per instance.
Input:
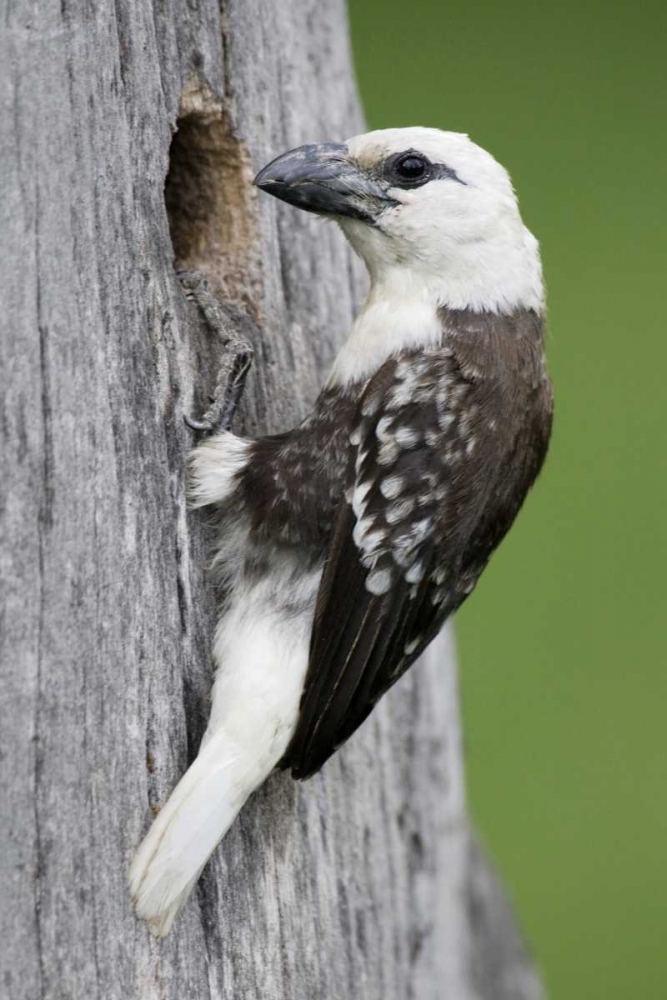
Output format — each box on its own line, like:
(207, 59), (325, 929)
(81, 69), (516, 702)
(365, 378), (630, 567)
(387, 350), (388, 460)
(0, 2), (544, 998)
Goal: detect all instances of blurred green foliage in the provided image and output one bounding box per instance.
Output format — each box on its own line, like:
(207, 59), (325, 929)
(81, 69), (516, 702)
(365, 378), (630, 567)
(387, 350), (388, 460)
(348, 1), (667, 996)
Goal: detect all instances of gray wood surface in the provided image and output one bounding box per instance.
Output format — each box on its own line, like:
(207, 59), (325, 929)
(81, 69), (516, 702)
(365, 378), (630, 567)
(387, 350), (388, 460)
(0, 1), (544, 997)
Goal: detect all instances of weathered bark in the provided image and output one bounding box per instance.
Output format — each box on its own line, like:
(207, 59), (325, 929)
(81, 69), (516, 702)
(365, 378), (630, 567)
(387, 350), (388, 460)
(0, 2), (544, 998)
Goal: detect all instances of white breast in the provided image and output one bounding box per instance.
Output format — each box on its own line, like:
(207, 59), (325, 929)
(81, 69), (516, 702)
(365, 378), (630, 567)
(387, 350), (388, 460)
(327, 285), (442, 387)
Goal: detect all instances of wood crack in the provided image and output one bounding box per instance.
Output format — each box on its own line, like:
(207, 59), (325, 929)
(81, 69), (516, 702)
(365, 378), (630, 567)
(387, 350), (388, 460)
(34, 189), (49, 1000)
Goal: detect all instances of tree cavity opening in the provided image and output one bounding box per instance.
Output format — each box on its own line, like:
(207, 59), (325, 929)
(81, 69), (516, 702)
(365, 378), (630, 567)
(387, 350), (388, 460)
(165, 82), (259, 309)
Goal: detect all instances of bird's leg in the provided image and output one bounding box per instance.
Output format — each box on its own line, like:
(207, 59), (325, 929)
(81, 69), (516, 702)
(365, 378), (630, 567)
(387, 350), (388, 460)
(179, 271), (254, 433)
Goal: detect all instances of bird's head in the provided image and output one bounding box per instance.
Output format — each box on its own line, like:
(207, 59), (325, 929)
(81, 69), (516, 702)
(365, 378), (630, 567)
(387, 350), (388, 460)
(254, 127), (543, 313)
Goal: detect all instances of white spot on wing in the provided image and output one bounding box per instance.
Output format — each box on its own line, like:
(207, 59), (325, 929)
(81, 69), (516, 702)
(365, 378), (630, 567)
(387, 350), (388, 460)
(405, 559), (425, 584)
(395, 426), (419, 449)
(353, 518), (386, 556)
(389, 380), (415, 408)
(352, 480), (371, 519)
(355, 448), (369, 476)
(411, 517), (433, 545)
(375, 415), (394, 442)
(366, 568), (393, 595)
(380, 476), (404, 499)
(378, 440), (399, 466)
(386, 497), (415, 524)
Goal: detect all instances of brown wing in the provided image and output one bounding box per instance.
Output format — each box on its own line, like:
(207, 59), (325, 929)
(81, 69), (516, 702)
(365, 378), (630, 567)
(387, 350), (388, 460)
(281, 349), (480, 780)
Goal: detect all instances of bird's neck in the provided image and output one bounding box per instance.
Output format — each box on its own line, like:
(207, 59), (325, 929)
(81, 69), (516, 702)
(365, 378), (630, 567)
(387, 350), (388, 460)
(327, 274), (442, 387)
(327, 239), (544, 388)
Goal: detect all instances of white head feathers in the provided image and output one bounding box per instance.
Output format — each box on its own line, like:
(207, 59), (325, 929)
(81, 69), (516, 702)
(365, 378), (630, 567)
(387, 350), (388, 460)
(339, 127), (544, 317)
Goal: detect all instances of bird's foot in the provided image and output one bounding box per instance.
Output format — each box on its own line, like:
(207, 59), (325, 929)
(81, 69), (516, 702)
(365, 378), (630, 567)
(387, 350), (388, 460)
(183, 344), (254, 433)
(178, 271), (254, 434)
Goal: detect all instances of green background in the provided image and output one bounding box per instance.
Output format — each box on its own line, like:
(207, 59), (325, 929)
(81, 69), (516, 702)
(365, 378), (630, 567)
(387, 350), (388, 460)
(348, 1), (666, 997)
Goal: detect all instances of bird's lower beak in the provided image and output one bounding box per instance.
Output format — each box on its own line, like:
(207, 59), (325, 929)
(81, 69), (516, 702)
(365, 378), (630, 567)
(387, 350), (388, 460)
(254, 143), (391, 224)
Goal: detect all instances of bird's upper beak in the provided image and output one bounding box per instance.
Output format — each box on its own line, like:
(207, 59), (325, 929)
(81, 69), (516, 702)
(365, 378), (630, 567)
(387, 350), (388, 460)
(254, 143), (392, 224)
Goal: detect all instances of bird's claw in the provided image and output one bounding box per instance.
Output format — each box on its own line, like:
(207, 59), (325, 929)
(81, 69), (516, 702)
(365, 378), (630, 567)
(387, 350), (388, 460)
(178, 270), (254, 434)
(183, 413), (216, 433)
(184, 339), (254, 434)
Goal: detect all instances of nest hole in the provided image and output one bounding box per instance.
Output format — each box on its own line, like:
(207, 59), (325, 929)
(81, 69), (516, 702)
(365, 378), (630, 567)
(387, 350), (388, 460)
(165, 89), (259, 307)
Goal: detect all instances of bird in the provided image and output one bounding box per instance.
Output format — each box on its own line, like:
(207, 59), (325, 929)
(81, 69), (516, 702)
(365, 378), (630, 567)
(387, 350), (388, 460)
(129, 127), (553, 937)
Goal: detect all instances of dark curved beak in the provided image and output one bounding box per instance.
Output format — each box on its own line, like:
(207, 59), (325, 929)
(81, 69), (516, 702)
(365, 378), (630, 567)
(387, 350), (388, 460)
(254, 143), (392, 224)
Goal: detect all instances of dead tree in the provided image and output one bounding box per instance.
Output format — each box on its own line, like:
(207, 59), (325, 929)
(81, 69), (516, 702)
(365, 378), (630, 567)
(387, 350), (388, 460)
(0, 2), (544, 997)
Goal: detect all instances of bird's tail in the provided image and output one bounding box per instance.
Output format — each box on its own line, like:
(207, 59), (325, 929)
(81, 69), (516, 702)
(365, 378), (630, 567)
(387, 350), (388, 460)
(128, 728), (273, 938)
(129, 561), (317, 937)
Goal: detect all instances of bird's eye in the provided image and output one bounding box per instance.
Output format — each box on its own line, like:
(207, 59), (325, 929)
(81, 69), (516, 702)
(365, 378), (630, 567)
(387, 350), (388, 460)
(396, 155), (427, 180)
(385, 151), (432, 188)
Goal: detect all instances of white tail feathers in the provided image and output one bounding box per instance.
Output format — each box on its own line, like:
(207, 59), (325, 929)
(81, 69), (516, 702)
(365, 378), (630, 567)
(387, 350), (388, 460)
(128, 729), (273, 938)
(129, 558), (319, 936)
